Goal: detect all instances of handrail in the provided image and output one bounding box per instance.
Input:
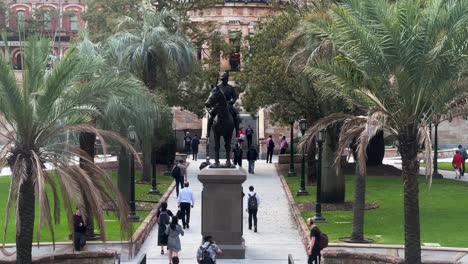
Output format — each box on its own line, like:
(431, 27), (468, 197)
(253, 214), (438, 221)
(288, 254), (295, 264)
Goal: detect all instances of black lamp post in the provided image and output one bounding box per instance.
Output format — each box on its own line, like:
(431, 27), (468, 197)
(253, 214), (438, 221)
(297, 119), (309, 196)
(149, 149), (160, 194)
(288, 120), (296, 176)
(313, 128), (326, 222)
(432, 123), (443, 179)
(128, 126), (140, 222)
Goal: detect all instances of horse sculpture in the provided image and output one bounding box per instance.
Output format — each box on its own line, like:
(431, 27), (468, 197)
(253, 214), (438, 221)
(205, 85), (235, 167)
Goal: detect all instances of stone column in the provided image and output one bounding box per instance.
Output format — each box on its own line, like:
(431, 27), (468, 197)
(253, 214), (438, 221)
(198, 167), (247, 259)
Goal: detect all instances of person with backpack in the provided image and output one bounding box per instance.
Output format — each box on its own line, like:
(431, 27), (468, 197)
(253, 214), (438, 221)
(245, 186), (260, 232)
(192, 134), (200, 161)
(280, 136), (288, 154)
(453, 149), (464, 179)
(245, 125), (254, 148)
(165, 216), (184, 264)
(307, 217), (328, 264)
(197, 235), (222, 264)
(157, 202), (174, 255)
(172, 160), (185, 197)
(458, 145), (468, 176)
(233, 143), (243, 167)
(247, 145), (258, 174)
(266, 135), (275, 163)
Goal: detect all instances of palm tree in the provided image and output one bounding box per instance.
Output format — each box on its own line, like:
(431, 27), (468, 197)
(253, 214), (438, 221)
(0, 38), (135, 263)
(108, 9), (195, 181)
(111, 8), (195, 91)
(300, 0), (468, 263)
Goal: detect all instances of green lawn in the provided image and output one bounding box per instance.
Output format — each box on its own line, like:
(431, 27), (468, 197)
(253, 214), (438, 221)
(0, 172), (174, 243)
(421, 162), (455, 171)
(285, 175), (468, 247)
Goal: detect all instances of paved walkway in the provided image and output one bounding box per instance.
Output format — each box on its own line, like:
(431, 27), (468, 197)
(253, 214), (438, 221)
(124, 157), (308, 264)
(383, 157), (468, 182)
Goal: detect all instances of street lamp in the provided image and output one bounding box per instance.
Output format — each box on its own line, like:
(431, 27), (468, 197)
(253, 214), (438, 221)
(149, 148), (160, 194)
(432, 123), (443, 178)
(297, 119), (309, 196)
(288, 119), (296, 176)
(313, 128), (326, 222)
(128, 126), (140, 222)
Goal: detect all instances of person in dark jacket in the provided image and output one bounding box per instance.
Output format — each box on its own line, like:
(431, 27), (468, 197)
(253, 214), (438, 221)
(199, 157), (211, 170)
(157, 202), (174, 254)
(247, 145), (258, 174)
(73, 208), (87, 251)
(192, 135), (200, 161)
(233, 143), (243, 167)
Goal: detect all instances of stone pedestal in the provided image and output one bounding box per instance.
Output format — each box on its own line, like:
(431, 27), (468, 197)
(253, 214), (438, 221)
(198, 167), (247, 259)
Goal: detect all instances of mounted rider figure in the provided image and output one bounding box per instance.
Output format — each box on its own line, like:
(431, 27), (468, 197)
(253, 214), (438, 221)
(206, 71), (240, 138)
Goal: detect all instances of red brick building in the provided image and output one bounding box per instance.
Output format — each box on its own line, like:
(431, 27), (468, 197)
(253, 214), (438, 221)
(0, 0), (85, 69)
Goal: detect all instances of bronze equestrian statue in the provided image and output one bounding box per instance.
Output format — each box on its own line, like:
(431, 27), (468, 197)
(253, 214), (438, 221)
(205, 71), (240, 167)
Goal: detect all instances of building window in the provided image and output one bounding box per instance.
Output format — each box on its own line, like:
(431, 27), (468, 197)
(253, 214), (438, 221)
(70, 12), (78, 31)
(44, 12), (52, 31)
(229, 31), (241, 71)
(16, 10), (25, 30)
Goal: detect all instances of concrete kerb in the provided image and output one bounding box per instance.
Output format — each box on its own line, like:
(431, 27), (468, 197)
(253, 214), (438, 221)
(128, 178), (177, 258)
(275, 164), (310, 252)
(275, 164), (468, 262)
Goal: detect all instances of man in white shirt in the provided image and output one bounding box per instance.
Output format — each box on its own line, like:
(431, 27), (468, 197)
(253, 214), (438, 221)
(245, 186), (260, 232)
(178, 182), (195, 229)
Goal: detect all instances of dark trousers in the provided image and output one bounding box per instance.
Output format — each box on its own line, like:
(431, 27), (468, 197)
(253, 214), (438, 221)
(280, 148), (286, 154)
(180, 202), (191, 227)
(248, 209), (257, 229)
(248, 160), (255, 173)
(308, 252), (321, 264)
(175, 177), (184, 197)
(267, 148), (274, 163)
(462, 159), (466, 175)
(73, 232), (86, 251)
(247, 134), (253, 148)
(192, 148), (198, 161)
(184, 145), (191, 155)
(234, 158), (242, 167)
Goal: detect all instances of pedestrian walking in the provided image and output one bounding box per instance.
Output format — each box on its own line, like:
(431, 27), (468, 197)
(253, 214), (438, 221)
(247, 145), (258, 174)
(266, 135), (275, 163)
(307, 218), (325, 264)
(200, 156), (211, 170)
(233, 143), (243, 167)
(184, 131), (192, 156)
(197, 235), (223, 264)
(157, 202), (174, 255)
(453, 149), (464, 179)
(458, 145), (467, 176)
(172, 160), (185, 197)
(280, 136), (288, 154)
(246, 125), (254, 148)
(178, 182), (195, 229)
(73, 208), (87, 251)
(245, 186), (260, 232)
(192, 135), (200, 161)
(165, 216), (184, 264)
(237, 127), (245, 145)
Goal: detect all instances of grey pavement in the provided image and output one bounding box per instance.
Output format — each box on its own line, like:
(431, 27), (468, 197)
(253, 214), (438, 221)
(383, 157), (468, 182)
(124, 156), (308, 264)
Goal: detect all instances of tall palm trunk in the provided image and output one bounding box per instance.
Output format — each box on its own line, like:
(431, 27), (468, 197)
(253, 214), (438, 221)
(322, 133), (345, 203)
(399, 133), (421, 264)
(141, 148), (152, 182)
(79, 132), (96, 238)
(307, 140), (317, 184)
(118, 146), (131, 201)
(16, 161), (35, 264)
(143, 54), (157, 91)
(351, 158), (366, 241)
(367, 130), (385, 166)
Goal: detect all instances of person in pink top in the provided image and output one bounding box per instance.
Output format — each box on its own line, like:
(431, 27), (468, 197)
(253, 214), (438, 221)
(452, 150), (464, 179)
(280, 136), (288, 154)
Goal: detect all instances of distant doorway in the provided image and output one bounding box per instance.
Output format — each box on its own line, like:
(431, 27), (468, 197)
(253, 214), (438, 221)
(207, 114), (258, 159)
(15, 53), (22, 70)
